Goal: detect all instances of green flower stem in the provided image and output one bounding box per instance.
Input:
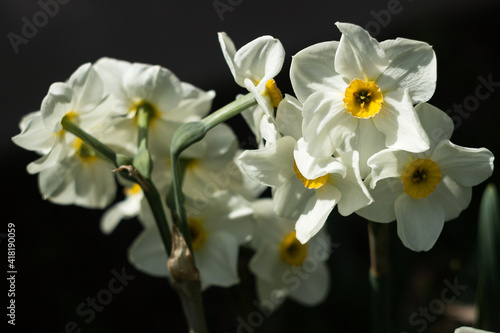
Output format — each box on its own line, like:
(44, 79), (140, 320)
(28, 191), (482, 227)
(368, 221), (391, 333)
(143, 182), (172, 257)
(135, 103), (171, 256)
(61, 116), (127, 166)
(201, 92), (257, 131)
(170, 93), (258, 252)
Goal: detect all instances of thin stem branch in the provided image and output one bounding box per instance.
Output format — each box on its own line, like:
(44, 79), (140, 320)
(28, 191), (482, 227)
(61, 116), (118, 164)
(368, 221), (391, 333)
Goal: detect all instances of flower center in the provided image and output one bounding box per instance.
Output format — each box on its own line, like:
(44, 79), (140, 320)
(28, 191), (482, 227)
(344, 79), (383, 119)
(57, 111), (79, 136)
(402, 158), (441, 199)
(280, 231), (308, 266)
(188, 218), (207, 251)
(132, 101), (161, 126)
(124, 183), (142, 196)
(293, 161), (328, 189)
(265, 79), (283, 108)
(73, 138), (97, 163)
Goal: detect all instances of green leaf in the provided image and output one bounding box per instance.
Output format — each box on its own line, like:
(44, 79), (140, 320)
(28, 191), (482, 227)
(476, 183), (500, 330)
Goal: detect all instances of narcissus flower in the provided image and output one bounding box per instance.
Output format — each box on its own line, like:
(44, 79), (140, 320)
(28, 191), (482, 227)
(239, 95), (372, 243)
(356, 103), (494, 251)
(94, 57), (215, 157)
(218, 32), (285, 120)
(128, 191), (255, 290)
(290, 22), (436, 177)
(12, 63), (116, 208)
(249, 199), (331, 309)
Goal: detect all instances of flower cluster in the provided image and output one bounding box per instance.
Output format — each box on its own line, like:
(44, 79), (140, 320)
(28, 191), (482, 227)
(237, 22), (494, 252)
(12, 21), (494, 313)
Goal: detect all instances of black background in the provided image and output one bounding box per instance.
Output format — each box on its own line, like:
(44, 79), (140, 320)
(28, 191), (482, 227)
(1, 0), (500, 332)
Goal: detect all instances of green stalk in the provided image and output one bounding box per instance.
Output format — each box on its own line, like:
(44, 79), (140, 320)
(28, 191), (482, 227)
(170, 93), (257, 251)
(61, 116), (125, 165)
(201, 93), (257, 131)
(368, 221), (391, 333)
(134, 103), (171, 256)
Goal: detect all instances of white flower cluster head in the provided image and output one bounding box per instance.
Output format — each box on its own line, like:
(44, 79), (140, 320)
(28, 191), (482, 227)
(238, 22), (494, 253)
(12, 21), (495, 311)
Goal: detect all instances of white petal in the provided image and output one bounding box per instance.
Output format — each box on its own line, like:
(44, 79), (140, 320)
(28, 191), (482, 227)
(334, 22), (388, 81)
(69, 63), (107, 114)
(232, 35), (285, 86)
(238, 136), (296, 187)
(12, 112), (55, 153)
(333, 150), (373, 215)
(41, 82), (73, 132)
(289, 262), (330, 306)
(372, 89), (430, 153)
(197, 192), (254, 243)
(27, 138), (69, 174)
(196, 232), (240, 290)
(93, 57), (132, 96)
(367, 149), (412, 188)
(73, 159), (116, 209)
(249, 241), (283, 283)
(122, 63), (182, 112)
(415, 103), (454, 150)
(273, 178), (312, 220)
(276, 94), (303, 140)
(431, 140), (494, 187)
(356, 177), (402, 222)
(290, 41), (346, 103)
(302, 91), (357, 158)
(431, 175), (472, 221)
(294, 138), (347, 180)
(377, 38), (437, 103)
(244, 77), (274, 119)
(295, 185), (341, 243)
(349, 118), (387, 179)
(100, 194), (142, 234)
(38, 162), (74, 202)
(167, 82), (215, 122)
(395, 194), (445, 252)
(128, 227), (169, 277)
(218, 32), (238, 84)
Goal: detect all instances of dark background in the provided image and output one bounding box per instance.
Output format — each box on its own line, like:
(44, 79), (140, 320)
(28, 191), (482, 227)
(1, 0), (499, 332)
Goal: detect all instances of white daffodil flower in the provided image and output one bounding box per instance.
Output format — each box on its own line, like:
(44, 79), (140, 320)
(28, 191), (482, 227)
(128, 191), (255, 290)
(12, 63), (116, 208)
(94, 57), (215, 157)
(218, 32), (285, 120)
(356, 103), (494, 252)
(239, 95), (372, 243)
(290, 22), (436, 177)
(249, 199), (331, 309)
